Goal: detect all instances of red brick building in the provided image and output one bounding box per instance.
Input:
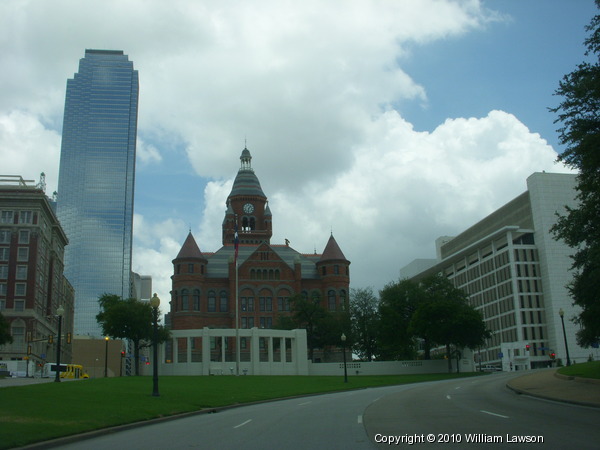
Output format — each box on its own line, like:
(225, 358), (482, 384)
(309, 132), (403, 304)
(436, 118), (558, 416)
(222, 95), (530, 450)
(0, 175), (74, 372)
(169, 148), (350, 336)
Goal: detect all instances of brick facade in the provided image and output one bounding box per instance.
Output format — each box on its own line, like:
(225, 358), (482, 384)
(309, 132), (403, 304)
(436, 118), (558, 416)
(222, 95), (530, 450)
(168, 149), (351, 337)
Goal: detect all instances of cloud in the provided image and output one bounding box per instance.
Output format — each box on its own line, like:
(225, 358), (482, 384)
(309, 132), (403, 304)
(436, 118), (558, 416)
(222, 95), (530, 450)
(132, 213), (188, 302)
(0, 0), (572, 301)
(136, 138), (162, 165)
(192, 110), (571, 291)
(0, 111), (61, 193)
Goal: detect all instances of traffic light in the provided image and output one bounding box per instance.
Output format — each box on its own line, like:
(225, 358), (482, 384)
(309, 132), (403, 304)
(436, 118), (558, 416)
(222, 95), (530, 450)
(121, 351), (126, 358)
(48, 334), (53, 344)
(525, 344), (530, 351)
(550, 352), (556, 359)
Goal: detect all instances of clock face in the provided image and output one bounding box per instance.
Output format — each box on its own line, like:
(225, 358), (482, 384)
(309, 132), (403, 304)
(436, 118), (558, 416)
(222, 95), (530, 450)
(243, 203), (254, 214)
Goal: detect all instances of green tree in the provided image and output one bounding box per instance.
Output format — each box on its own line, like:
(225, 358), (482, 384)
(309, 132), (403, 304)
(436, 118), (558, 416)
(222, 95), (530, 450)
(550, 2), (600, 347)
(349, 287), (379, 361)
(410, 275), (489, 372)
(96, 294), (170, 375)
(376, 279), (422, 360)
(277, 293), (345, 362)
(0, 312), (12, 346)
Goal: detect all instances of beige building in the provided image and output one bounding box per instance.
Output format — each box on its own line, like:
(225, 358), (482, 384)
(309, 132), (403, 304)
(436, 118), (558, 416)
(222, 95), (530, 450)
(401, 172), (589, 370)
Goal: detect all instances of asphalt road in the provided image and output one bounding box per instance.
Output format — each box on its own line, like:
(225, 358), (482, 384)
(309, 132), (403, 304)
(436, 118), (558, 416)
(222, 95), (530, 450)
(364, 372), (600, 449)
(50, 373), (599, 450)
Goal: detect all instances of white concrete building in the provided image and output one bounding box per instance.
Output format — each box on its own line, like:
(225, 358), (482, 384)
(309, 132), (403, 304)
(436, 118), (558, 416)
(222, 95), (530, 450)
(401, 172), (590, 370)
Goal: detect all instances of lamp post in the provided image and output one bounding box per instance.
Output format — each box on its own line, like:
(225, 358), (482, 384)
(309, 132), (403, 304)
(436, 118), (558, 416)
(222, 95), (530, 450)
(104, 336), (110, 377)
(150, 293), (160, 397)
(558, 308), (572, 366)
(54, 305), (64, 383)
(341, 333), (348, 383)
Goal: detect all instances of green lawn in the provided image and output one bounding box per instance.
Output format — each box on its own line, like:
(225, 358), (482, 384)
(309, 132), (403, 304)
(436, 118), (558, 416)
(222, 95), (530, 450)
(1, 372), (483, 449)
(557, 360), (600, 379)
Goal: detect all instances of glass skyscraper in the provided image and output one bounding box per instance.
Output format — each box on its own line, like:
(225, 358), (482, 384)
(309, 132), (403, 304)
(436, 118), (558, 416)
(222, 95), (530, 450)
(57, 49), (138, 336)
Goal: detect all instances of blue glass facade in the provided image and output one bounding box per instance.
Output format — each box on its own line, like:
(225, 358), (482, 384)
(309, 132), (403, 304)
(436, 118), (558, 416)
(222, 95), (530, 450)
(57, 50), (138, 336)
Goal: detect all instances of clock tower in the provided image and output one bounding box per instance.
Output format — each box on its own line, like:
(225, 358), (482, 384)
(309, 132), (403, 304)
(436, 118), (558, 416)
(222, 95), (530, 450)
(222, 147), (272, 245)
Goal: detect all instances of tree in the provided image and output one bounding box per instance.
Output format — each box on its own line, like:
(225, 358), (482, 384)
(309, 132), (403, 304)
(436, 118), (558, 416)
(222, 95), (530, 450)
(376, 279), (422, 360)
(277, 293), (345, 362)
(550, 1), (600, 347)
(410, 275), (489, 372)
(349, 287), (380, 361)
(0, 312), (12, 346)
(96, 294), (170, 375)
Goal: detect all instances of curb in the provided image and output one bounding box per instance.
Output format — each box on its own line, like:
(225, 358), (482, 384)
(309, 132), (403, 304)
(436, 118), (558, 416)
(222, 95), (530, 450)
(554, 372), (600, 385)
(505, 377), (600, 409)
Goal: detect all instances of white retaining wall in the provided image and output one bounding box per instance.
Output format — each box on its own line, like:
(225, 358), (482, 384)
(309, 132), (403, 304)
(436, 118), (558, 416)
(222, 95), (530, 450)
(307, 359), (472, 376)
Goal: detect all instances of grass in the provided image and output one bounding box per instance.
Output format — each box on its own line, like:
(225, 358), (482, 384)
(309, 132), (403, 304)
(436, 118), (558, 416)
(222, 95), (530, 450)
(557, 360), (600, 379)
(1, 372), (483, 448)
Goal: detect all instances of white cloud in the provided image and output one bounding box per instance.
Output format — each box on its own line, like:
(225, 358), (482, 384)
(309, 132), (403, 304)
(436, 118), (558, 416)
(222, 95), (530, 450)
(0, 111), (61, 193)
(136, 138), (162, 165)
(0, 0), (574, 298)
(132, 213), (187, 304)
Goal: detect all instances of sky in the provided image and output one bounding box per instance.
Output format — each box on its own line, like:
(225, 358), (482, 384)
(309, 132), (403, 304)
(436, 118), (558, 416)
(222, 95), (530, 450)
(0, 0), (596, 309)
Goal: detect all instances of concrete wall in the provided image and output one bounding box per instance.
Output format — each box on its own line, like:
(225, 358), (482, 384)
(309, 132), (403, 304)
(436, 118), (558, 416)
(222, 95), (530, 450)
(150, 327), (309, 376)
(307, 359), (468, 376)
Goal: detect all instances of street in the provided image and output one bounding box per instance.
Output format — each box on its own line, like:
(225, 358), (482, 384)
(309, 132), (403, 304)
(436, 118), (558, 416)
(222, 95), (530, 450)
(47, 372), (600, 449)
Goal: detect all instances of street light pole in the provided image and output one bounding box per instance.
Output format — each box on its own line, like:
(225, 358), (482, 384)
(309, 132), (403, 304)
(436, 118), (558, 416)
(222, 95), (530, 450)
(54, 305), (64, 383)
(104, 336), (109, 377)
(150, 293), (160, 397)
(341, 333), (348, 383)
(559, 308), (572, 366)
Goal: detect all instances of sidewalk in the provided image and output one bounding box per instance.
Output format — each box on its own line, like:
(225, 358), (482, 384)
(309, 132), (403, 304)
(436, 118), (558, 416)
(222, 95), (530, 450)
(506, 368), (600, 408)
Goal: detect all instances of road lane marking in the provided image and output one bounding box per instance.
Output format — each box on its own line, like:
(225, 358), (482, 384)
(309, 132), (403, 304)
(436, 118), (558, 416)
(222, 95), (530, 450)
(358, 415), (363, 424)
(446, 395), (451, 400)
(480, 410), (509, 419)
(455, 386), (462, 390)
(234, 419), (252, 428)
(298, 401), (312, 406)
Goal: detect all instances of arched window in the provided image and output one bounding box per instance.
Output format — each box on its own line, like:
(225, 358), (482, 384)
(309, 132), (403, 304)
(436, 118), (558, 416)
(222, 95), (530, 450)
(193, 289), (200, 311)
(242, 217), (249, 230)
(173, 291), (178, 312)
(181, 289), (189, 310)
(208, 291), (216, 312)
(249, 217), (256, 230)
(339, 290), (347, 311)
(220, 291), (228, 312)
(275, 269), (280, 280)
(328, 290), (336, 311)
(251, 269), (256, 280)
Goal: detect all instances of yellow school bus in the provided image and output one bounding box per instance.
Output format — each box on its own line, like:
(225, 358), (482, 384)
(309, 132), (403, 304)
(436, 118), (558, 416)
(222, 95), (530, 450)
(43, 363), (90, 379)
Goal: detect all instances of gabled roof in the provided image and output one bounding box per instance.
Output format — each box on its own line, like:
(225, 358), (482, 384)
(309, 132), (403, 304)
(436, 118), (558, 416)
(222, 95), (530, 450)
(318, 234), (348, 263)
(175, 232), (206, 260)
